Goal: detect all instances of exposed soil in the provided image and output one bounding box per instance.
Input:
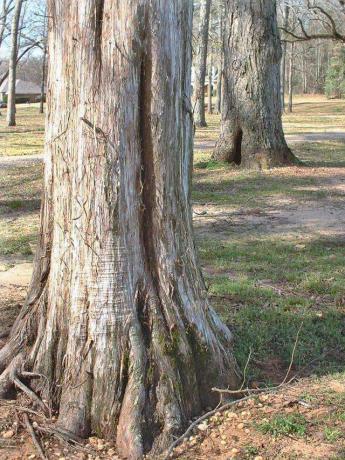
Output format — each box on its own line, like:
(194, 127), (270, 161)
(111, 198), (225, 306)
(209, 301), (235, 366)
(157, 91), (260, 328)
(194, 132), (345, 151)
(194, 166), (345, 241)
(171, 375), (345, 459)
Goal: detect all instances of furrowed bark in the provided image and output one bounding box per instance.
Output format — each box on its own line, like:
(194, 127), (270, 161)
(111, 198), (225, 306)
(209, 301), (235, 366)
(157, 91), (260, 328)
(213, 0), (297, 169)
(0, 1), (240, 458)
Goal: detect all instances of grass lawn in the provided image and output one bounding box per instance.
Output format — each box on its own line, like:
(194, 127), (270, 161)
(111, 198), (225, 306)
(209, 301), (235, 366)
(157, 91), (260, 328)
(0, 94), (345, 385)
(0, 103), (45, 156)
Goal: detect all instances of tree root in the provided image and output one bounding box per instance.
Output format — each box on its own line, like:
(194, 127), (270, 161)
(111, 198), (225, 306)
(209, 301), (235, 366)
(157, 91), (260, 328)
(23, 413), (47, 460)
(13, 376), (51, 417)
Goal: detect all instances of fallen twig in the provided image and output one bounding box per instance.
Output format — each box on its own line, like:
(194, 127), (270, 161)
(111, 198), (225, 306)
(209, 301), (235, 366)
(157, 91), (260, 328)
(213, 321), (304, 396)
(163, 395), (254, 459)
(23, 413), (47, 460)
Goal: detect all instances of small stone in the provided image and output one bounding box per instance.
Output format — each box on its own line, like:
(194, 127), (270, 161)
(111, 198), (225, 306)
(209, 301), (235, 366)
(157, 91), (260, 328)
(237, 423), (244, 429)
(231, 448), (240, 454)
(58, 457), (66, 460)
(28, 455), (36, 460)
(32, 421), (38, 428)
(220, 440), (227, 445)
(245, 428), (250, 434)
(221, 435), (227, 440)
(254, 456), (263, 460)
(2, 430), (14, 439)
(197, 423), (208, 431)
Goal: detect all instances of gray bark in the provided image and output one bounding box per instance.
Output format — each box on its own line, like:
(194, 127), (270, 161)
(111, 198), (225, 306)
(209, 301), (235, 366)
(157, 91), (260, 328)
(213, 0), (296, 169)
(0, 0), (8, 49)
(0, 1), (240, 458)
(216, 66), (222, 114)
(39, 45), (46, 114)
(288, 42), (294, 113)
(6, 0), (23, 127)
(207, 59), (213, 114)
(280, 4), (289, 111)
(193, 0), (212, 127)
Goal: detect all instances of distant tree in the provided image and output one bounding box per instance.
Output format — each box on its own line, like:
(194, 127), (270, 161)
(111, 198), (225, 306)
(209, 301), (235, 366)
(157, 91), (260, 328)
(0, 0), (13, 54)
(280, 3), (290, 110)
(6, 0), (23, 126)
(325, 46), (345, 98)
(0, 1), (240, 459)
(288, 42), (295, 112)
(213, 0), (296, 169)
(193, 0), (212, 127)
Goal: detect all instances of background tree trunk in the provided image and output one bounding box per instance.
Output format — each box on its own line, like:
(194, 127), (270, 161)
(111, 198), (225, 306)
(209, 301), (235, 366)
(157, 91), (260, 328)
(280, 4), (289, 112)
(213, 0), (296, 169)
(288, 42), (294, 113)
(193, 0), (212, 127)
(39, 43), (46, 114)
(207, 59), (213, 114)
(0, 1), (240, 458)
(216, 65), (222, 114)
(6, 0), (23, 127)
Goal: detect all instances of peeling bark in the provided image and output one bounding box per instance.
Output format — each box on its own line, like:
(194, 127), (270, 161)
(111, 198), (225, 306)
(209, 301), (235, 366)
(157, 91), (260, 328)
(213, 0), (297, 169)
(0, 1), (240, 459)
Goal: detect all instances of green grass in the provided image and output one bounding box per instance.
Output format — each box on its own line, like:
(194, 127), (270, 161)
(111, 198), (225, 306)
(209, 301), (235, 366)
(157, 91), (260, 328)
(193, 96), (345, 382)
(0, 104), (45, 156)
(0, 162), (41, 256)
(324, 427), (342, 443)
(257, 413), (307, 437)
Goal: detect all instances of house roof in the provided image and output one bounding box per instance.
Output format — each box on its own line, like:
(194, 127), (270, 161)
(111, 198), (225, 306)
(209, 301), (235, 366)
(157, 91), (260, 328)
(0, 78), (41, 95)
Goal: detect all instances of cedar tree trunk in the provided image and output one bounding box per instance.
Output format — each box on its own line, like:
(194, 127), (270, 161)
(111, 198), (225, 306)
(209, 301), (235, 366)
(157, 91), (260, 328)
(0, 1), (240, 459)
(193, 0), (211, 127)
(213, 0), (296, 169)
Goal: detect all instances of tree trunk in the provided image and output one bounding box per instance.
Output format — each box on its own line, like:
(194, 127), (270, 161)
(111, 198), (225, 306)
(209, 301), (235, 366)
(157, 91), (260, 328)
(0, 0), (8, 50)
(302, 50), (308, 94)
(288, 42), (294, 113)
(213, 0), (296, 169)
(280, 4), (289, 112)
(39, 44), (47, 114)
(207, 59), (213, 114)
(193, 0), (212, 127)
(6, 0), (23, 127)
(0, 2), (240, 459)
(216, 66), (222, 114)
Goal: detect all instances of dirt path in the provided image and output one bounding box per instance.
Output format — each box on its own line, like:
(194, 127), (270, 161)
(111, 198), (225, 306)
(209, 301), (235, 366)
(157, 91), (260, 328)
(194, 131), (345, 151)
(194, 166), (345, 244)
(0, 153), (43, 166)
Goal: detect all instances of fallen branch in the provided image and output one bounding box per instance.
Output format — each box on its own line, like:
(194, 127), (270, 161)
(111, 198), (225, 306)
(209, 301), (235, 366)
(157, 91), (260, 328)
(23, 413), (47, 460)
(213, 321), (304, 396)
(13, 376), (51, 417)
(163, 395), (254, 459)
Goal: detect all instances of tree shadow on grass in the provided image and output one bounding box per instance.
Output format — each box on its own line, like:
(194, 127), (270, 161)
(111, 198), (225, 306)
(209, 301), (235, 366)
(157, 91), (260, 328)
(199, 234), (345, 385)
